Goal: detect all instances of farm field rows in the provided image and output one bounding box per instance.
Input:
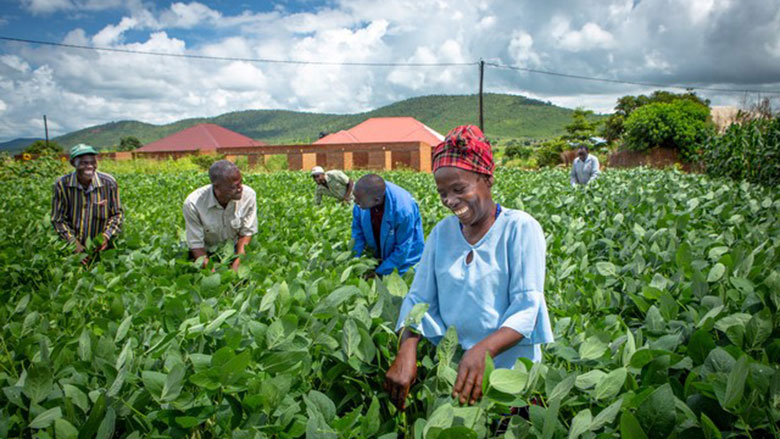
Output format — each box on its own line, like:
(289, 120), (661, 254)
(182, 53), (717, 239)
(1, 167), (778, 439)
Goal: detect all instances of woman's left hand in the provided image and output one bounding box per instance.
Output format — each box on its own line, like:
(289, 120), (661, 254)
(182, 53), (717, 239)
(452, 344), (489, 405)
(452, 327), (525, 405)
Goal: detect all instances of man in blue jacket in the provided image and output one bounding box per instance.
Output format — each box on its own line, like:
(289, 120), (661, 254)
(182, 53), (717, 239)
(351, 174), (424, 276)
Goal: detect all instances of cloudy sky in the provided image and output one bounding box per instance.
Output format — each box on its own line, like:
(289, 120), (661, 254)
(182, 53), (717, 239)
(1, 0), (779, 141)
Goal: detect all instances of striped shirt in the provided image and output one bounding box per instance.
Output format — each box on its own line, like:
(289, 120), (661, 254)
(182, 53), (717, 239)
(51, 171), (124, 245)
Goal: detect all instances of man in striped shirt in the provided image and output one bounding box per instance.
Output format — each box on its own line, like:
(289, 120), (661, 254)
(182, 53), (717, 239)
(51, 144), (124, 258)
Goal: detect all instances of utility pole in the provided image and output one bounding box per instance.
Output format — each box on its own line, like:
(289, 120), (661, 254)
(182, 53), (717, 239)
(43, 115), (49, 148)
(478, 60), (485, 133)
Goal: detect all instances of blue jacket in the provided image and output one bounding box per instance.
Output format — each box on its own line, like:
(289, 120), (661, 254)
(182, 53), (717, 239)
(351, 181), (424, 275)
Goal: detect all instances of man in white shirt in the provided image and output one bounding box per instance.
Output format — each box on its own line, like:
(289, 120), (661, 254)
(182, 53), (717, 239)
(570, 145), (600, 186)
(183, 160), (258, 271)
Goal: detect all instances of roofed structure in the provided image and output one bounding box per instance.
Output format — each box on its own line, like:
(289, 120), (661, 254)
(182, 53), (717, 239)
(315, 117), (443, 146)
(136, 123), (265, 153)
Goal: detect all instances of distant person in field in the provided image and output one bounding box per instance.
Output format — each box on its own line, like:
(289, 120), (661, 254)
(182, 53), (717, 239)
(183, 160), (257, 271)
(351, 174), (424, 277)
(51, 144), (124, 262)
(311, 166), (354, 205)
(385, 125), (554, 410)
(570, 144), (600, 186)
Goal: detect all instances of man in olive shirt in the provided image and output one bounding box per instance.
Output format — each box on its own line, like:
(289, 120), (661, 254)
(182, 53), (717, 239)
(183, 160), (258, 271)
(311, 166), (354, 205)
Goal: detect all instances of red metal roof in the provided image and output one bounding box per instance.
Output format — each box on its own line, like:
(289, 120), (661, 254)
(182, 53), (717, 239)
(314, 117), (444, 146)
(136, 123), (265, 152)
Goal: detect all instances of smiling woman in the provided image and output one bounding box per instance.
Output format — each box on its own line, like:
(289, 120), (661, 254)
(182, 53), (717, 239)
(385, 125), (554, 409)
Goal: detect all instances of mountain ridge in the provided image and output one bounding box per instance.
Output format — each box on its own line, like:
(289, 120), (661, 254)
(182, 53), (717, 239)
(4, 93), (606, 151)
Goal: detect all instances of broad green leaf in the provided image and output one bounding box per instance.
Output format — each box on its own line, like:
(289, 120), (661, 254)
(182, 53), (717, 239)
(702, 348), (736, 376)
(403, 303), (429, 328)
(481, 351), (494, 395)
(424, 403), (454, 436)
(594, 368), (627, 401)
(361, 396), (380, 437)
(438, 326), (459, 382)
(622, 329), (636, 367)
(696, 305), (724, 328)
(29, 407), (62, 429)
(721, 355), (749, 410)
(579, 336), (608, 360)
(700, 413), (722, 439)
(575, 370), (606, 390)
(23, 363), (52, 404)
(55, 418), (79, 439)
(78, 392), (107, 439)
(619, 412), (648, 439)
(384, 271), (409, 297)
(114, 315), (132, 343)
(219, 350), (251, 385)
(745, 307), (772, 348)
(707, 246), (729, 261)
(142, 371), (167, 399)
(339, 265), (353, 283)
(341, 319), (360, 358)
(305, 390), (336, 423)
(317, 286), (360, 310)
(438, 426), (477, 439)
(63, 384), (89, 413)
(590, 397), (622, 430)
(161, 363), (185, 401)
(714, 313), (751, 333)
(115, 339), (133, 372)
(568, 409), (591, 439)
(687, 329), (716, 365)
(542, 396), (561, 439)
(96, 407), (116, 439)
(548, 374), (576, 403)
(596, 261), (617, 277)
(205, 309), (236, 334)
(489, 368), (528, 394)
(644, 305), (666, 333)
(636, 384), (675, 438)
(78, 329), (92, 362)
(707, 263), (726, 282)
(201, 273), (221, 291)
(259, 284), (279, 313)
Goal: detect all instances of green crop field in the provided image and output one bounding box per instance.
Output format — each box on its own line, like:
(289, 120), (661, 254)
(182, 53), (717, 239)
(1, 167), (778, 438)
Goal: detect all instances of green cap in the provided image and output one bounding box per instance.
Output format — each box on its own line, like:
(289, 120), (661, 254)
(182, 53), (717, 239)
(70, 144), (98, 160)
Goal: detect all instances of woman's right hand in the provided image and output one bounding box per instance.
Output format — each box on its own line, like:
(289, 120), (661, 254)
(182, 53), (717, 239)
(384, 331), (420, 410)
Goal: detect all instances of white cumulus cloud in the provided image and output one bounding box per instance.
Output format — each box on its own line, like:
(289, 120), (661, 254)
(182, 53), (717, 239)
(1, 0), (779, 141)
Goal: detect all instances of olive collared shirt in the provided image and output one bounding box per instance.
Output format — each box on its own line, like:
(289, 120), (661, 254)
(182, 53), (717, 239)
(314, 170), (352, 205)
(183, 184), (258, 251)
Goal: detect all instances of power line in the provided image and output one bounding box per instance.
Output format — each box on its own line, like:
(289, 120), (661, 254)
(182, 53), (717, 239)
(2, 35), (779, 95)
(0, 36), (476, 67)
(486, 61), (780, 95)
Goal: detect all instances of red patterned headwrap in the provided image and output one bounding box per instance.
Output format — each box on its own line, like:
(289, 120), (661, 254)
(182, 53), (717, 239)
(432, 125), (494, 176)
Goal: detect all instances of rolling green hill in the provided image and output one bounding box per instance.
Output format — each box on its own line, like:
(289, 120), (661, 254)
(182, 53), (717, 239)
(53, 93), (606, 148)
(0, 138), (44, 154)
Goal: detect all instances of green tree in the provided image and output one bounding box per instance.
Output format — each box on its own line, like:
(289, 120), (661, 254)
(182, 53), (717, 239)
(24, 140), (63, 155)
(563, 108), (600, 143)
(623, 99), (713, 160)
(534, 138), (568, 167)
(603, 90), (710, 142)
(118, 136), (143, 151)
